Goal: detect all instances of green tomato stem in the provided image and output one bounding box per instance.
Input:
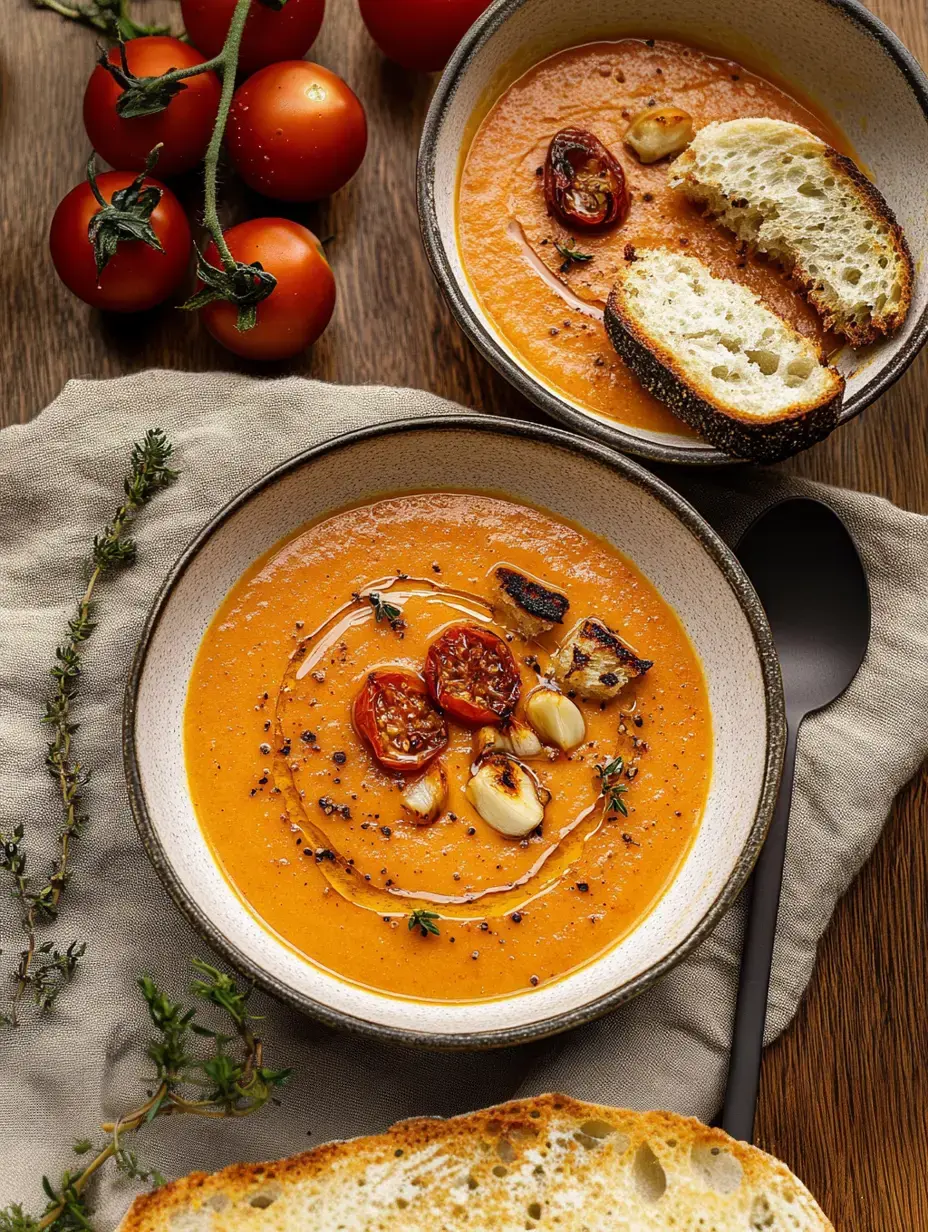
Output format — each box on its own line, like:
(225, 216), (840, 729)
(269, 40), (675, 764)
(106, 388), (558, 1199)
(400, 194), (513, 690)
(201, 0), (253, 271)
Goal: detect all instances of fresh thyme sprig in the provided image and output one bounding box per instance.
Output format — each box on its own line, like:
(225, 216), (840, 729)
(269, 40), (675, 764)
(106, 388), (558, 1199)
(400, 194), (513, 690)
(0, 430), (176, 1026)
(408, 909), (440, 937)
(0, 960), (290, 1232)
(368, 592), (405, 634)
(595, 755), (629, 817)
(554, 237), (594, 274)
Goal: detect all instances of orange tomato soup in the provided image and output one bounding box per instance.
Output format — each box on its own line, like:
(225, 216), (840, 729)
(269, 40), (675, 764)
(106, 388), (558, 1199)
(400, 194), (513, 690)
(457, 39), (848, 435)
(184, 493), (712, 1002)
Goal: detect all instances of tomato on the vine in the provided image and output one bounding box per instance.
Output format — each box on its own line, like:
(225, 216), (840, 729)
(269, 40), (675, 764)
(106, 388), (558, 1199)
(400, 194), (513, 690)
(353, 669), (449, 772)
(83, 37), (221, 176)
(198, 219), (336, 360)
(181, 0), (326, 77)
(424, 624), (522, 726)
(225, 62), (367, 201)
(358, 0), (492, 72)
(49, 170), (191, 313)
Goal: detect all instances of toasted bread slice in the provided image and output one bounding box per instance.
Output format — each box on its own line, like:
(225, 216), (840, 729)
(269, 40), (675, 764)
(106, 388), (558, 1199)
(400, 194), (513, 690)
(118, 1095), (833, 1232)
(604, 247), (844, 461)
(553, 616), (652, 701)
(670, 117), (912, 346)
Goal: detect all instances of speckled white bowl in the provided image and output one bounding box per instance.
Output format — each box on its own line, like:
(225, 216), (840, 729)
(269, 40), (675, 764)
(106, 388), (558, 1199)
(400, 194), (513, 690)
(418, 0), (928, 464)
(125, 418), (784, 1048)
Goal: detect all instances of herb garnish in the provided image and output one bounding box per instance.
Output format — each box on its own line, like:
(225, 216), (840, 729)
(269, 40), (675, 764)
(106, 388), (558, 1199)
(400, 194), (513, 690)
(368, 592), (405, 634)
(595, 756), (629, 817)
(408, 909), (441, 937)
(0, 430), (176, 1026)
(0, 960), (288, 1232)
(554, 238), (594, 274)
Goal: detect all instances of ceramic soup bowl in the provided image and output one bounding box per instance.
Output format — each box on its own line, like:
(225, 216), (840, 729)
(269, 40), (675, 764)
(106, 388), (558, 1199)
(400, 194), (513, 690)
(418, 0), (928, 464)
(126, 418), (784, 1048)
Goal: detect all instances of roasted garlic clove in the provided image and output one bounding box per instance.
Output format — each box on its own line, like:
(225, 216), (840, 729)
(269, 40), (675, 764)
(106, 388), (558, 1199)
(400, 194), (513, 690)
(525, 687), (586, 750)
(474, 720), (544, 760)
(465, 754), (546, 838)
(624, 106), (695, 164)
(400, 760), (448, 824)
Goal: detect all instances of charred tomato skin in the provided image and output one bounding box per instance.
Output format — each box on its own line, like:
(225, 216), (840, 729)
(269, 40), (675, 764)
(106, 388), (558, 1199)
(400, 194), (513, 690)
(353, 668), (448, 772)
(424, 624), (522, 726)
(543, 126), (629, 232)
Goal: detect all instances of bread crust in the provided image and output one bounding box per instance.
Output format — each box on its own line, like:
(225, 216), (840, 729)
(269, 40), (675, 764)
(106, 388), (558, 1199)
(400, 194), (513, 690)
(118, 1094), (834, 1232)
(604, 283), (844, 463)
(672, 123), (913, 347)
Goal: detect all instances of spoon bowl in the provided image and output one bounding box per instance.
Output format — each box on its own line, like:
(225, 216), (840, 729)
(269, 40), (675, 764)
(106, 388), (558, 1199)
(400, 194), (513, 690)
(722, 497), (871, 1141)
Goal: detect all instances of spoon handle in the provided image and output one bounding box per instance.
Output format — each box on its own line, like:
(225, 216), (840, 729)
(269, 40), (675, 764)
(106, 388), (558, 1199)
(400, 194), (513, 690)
(721, 718), (800, 1142)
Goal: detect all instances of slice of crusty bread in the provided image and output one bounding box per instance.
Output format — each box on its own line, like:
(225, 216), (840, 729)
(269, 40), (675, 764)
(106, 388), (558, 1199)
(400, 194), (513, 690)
(603, 247), (844, 461)
(670, 117), (912, 346)
(118, 1094), (833, 1232)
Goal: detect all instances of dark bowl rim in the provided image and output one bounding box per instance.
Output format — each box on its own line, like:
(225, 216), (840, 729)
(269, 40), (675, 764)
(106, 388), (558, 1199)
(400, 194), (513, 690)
(416, 0), (928, 467)
(124, 413), (786, 1050)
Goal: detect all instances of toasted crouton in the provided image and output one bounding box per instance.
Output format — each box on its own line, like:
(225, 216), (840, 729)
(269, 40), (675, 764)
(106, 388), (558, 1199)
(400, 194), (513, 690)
(493, 566), (569, 638)
(118, 1094), (834, 1232)
(604, 248), (845, 462)
(671, 117), (912, 345)
(552, 617), (652, 701)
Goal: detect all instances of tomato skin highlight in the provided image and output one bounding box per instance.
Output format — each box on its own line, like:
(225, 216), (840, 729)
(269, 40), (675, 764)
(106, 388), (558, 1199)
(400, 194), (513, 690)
(199, 218), (336, 360)
(83, 37), (221, 177)
(49, 173), (191, 312)
(353, 669), (449, 772)
(358, 0), (492, 71)
(424, 624), (522, 726)
(180, 0), (325, 77)
(225, 61), (367, 202)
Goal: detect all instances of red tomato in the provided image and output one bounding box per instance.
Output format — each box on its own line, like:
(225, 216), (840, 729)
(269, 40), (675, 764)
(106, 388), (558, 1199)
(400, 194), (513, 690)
(180, 0), (325, 77)
(353, 669), (448, 771)
(424, 625), (521, 726)
(358, 0), (491, 71)
(83, 37), (221, 176)
(225, 62), (367, 201)
(49, 172), (191, 313)
(199, 218), (336, 360)
(544, 128), (629, 232)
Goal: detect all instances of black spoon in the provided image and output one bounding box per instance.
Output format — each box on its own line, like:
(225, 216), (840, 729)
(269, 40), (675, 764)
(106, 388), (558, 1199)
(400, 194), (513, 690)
(721, 497), (871, 1143)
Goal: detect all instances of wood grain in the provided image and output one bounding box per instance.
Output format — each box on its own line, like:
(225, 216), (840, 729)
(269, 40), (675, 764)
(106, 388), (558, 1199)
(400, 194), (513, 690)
(1, 2), (925, 1227)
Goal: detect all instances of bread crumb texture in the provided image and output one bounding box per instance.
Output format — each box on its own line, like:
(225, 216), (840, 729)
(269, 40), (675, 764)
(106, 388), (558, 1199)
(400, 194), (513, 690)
(118, 1095), (833, 1232)
(611, 248), (841, 421)
(672, 117), (912, 345)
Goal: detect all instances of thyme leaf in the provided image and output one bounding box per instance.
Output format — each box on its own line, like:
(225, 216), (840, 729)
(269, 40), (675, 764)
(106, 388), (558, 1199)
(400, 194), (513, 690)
(595, 755), (629, 817)
(0, 430), (176, 1026)
(408, 909), (441, 937)
(0, 961), (288, 1232)
(555, 238), (594, 273)
(368, 592), (405, 634)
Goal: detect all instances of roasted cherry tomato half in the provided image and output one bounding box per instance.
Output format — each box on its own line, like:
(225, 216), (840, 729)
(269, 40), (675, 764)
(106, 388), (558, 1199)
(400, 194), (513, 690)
(353, 668), (448, 772)
(543, 126), (629, 232)
(424, 624), (521, 726)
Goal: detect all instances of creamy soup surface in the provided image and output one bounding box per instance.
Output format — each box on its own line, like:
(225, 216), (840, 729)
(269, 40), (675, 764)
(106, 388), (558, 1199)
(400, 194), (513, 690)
(457, 39), (848, 436)
(185, 492), (712, 1002)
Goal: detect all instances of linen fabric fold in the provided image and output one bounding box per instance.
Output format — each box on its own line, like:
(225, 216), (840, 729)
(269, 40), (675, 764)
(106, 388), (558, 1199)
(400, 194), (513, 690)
(1, 372), (925, 1227)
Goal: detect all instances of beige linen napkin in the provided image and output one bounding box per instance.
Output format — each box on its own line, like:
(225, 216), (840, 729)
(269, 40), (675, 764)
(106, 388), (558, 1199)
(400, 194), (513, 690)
(1, 371), (926, 1226)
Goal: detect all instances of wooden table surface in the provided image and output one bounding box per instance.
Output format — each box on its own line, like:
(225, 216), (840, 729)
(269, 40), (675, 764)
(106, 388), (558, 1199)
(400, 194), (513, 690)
(2, 1), (926, 1226)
